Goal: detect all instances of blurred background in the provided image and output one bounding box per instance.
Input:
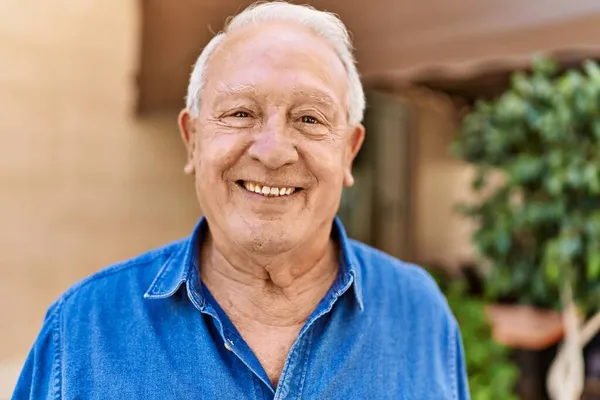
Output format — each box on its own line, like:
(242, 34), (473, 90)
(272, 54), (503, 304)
(2, 0), (600, 398)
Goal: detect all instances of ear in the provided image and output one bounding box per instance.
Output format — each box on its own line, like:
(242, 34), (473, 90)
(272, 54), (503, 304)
(343, 124), (365, 187)
(178, 109), (197, 175)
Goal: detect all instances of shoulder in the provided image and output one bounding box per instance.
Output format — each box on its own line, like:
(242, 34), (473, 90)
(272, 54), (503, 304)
(347, 241), (468, 399)
(349, 239), (454, 322)
(14, 239), (189, 398)
(349, 239), (443, 298)
(47, 239), (186, 318)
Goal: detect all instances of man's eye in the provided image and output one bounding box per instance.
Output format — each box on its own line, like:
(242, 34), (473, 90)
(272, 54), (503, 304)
(301, 116), (319, 124)
(233, 111), (250, 118)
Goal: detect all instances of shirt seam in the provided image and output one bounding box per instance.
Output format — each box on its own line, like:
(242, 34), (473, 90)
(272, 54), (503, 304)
(449, 322), (458, 400)
(51, 300), (63, 400)
(295, 325), (315, 400)
(275, 345), (296, 399)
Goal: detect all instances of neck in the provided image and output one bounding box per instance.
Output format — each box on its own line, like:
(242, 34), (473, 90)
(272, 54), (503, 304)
(200, 226), (339, 327)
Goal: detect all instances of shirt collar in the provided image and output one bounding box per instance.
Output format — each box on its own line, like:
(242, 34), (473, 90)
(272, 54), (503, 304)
(333, 216), (364, 310)
(143, 218), (205, 300)
(144, 216), (364, 310)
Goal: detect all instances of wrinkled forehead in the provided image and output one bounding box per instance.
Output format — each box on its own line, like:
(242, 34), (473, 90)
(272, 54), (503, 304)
(203, 22), (349, 111)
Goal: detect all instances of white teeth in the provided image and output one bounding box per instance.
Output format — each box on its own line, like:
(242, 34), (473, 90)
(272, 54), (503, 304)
(242, 181), (296, 197)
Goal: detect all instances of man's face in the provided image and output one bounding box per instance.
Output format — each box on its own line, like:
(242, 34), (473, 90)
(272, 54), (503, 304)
(180, 23), (364, 254)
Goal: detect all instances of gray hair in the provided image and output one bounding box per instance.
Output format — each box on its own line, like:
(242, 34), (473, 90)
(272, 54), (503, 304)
(184, 1), (365, 126)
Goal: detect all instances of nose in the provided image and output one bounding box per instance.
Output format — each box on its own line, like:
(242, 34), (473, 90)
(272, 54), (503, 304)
(247, 123), (298, 170)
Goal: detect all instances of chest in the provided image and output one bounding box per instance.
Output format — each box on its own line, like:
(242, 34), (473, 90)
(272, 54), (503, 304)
(66, 303), (456, 400)
(237, 325), (303, 386)
(74, 324), (452, 400)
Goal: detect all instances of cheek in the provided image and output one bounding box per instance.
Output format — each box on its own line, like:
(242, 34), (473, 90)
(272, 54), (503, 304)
(301, 140), (346, 185)
(196, 130), (248, 183)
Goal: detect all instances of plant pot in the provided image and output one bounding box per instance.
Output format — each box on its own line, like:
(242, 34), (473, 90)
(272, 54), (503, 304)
(486, 304), (564, 350)
(486, 304), (564, 400)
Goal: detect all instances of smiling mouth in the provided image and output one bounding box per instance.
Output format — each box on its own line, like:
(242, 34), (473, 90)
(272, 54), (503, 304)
(236, 180), (301, 197)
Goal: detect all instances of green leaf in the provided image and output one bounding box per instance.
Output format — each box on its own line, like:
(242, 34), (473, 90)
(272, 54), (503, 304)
(511, 73), (533, 97)
(587, 246), (600, 280)
(495, 232), (511, 255)
(452, 55), (600, 311)
(592, 120), (600, 141)
(496, 92), (527, 121)
(559, 234), (582, 260)
(545, 258), (560, 283)
(472, 167), (489, 191)
(584, 163), (600, 193)
(584, 59), (600, 83)
(508, 155), (544, 183)
(532, 54), (559, 76)
(545, 174), (564, 195)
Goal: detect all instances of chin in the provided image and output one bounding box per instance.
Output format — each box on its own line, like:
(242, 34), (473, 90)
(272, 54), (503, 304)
(235, 218), (300, 254)
(242, 233), (297, 254)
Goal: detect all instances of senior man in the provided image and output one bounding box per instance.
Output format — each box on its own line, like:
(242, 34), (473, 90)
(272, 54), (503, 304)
(15, 2), (469, 399)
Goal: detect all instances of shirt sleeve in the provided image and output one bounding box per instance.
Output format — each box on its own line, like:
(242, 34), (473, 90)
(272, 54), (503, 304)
(452, 322), (471, 400)
(12, 306), (61, 400)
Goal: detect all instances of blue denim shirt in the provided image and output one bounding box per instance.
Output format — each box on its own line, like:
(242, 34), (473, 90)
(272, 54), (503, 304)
(14, 217), (469, 399)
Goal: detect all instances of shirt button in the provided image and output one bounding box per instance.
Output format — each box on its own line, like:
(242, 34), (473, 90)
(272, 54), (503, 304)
(224, 339), (234, 351)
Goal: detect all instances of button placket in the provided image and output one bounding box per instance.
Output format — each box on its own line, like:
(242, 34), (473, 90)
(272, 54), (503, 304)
(274, 324), (315, 400)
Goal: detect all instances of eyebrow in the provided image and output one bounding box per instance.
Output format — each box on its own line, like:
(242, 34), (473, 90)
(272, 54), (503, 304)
(300, 91), (336, 108)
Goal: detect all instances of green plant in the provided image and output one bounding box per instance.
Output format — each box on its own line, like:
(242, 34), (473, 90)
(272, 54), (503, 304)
(452, 57), (600, 312)
(433, 272), (519, 399)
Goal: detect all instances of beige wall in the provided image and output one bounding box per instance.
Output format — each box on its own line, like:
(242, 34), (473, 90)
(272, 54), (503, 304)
(404, 90), (478, 271)
(0, 1), (200, 389)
